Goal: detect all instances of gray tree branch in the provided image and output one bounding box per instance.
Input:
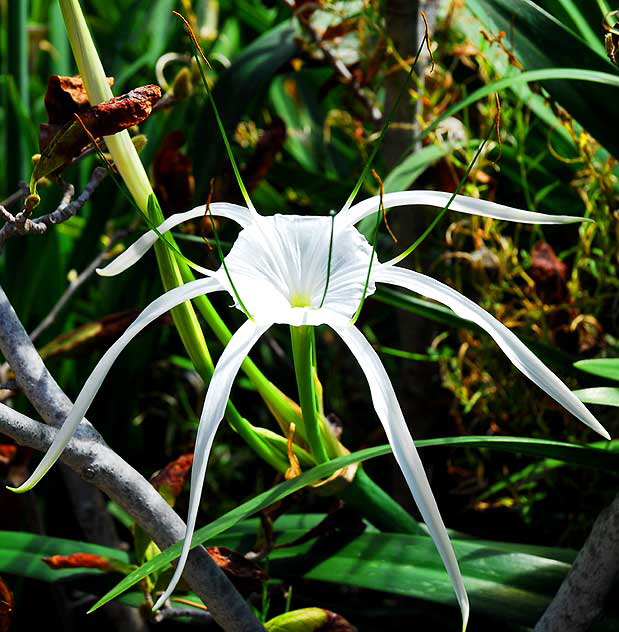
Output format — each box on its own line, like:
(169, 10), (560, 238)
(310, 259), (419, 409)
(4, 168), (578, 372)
(534, 492), (619, 631)
(0, 167), (107, 249)
(0, 284), (264, 632)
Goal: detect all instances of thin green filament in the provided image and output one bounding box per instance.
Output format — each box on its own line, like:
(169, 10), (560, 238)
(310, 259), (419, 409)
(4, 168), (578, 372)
(175, 11), (256, 213)
(352, 183), (384, 324)
(340, 33), (428, 214)
(385, 125), (496, 267)
(318, 210), (336, 308)
(206, 197), (253, 320)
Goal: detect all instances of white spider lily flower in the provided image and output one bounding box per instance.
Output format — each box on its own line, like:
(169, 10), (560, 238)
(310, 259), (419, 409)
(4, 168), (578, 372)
(11, 190), (610, 630)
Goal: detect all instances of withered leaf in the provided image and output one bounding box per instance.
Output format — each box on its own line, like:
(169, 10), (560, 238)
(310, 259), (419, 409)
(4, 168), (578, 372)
(37, 308), (169, 361)
(41, 553), (132, 575)
(0, 446), (18, 466)
(151, 453), (194, 504)
(206, 546), (268, 595)
(44, 75), (115, 125)
(0, 577), (12, 632)
(153, 131), (195, 214)
(42, 553), (114, 572)
(40, 75), (115, 151)
(530, 241), (569, 304)
(34, 84), (161, 182)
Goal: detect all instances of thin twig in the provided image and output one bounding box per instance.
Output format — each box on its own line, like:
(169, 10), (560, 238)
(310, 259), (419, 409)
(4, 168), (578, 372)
(1, 182), (29, 208)
(29, 229), (127, 342)
(0, 167), (108, 249)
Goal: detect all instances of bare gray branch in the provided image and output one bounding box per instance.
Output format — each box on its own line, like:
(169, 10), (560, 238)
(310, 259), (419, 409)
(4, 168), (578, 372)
(0, 167), (107, 249)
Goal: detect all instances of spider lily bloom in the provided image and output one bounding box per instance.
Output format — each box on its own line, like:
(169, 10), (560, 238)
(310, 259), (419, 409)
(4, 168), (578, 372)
(10, 190), (610, 628)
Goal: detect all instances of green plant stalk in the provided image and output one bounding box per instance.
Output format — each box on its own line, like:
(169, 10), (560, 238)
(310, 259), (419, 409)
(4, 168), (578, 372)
(290, 326), (329, 463)
(340, 467), (424, 534)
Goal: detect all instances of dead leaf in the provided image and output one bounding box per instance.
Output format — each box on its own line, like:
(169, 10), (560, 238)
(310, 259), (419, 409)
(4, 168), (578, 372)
(150, 453), (193, 505)
(37, 308), (168, 361)
(35, 84), (161, 181)
(42, 553), (114, 572)
(530, 241), (569, 304)
(44, 75), (115, 125)
(40, 75), (115, 151)
(153, 131), (195, 214)
(206, 546), (267, 594)
(0, 446), (17, 466)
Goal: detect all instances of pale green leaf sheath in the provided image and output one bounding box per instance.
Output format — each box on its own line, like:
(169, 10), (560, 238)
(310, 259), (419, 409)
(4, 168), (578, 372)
(80, 193), (609, 627)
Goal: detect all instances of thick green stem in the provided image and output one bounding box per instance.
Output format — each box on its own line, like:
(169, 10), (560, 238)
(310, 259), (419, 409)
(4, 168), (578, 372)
(290, 326), (329, 463)
(341, 467), (423, 534)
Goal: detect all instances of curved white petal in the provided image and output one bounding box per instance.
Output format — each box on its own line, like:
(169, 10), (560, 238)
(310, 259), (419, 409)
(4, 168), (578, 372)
(153, 320), (270, 610)
(337, 190), (593, 227)
(8, 277), (223, 494)
(332, 323), (469, 629)
(376, 266), (610, 439)
(97, 203), (254, 277)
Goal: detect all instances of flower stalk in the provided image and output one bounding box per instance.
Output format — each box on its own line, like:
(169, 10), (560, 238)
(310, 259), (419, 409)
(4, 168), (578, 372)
(290, 326), (329, 463)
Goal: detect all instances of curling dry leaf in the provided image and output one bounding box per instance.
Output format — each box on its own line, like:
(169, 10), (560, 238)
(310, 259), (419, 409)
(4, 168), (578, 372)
(34, 85), (161, 181)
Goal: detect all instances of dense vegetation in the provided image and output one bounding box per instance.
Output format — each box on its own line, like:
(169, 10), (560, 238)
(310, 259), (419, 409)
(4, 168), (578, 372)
(1, 1), (619, 630)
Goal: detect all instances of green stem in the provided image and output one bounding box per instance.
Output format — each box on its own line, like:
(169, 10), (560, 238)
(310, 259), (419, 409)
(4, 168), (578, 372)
(341, 467), (423, 535)
(290, 326), (329, 463)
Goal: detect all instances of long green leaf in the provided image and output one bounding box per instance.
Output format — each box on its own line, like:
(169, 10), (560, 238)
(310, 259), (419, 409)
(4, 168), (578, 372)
(467, 0), (619, 158)
(573, 387), (619, 407)
(265, 531), (619, 629)
(90, 435), (619, 610)
(574, 358), (619, 381)
(422, 68), (619, 151)
(0, 532), (130, 582)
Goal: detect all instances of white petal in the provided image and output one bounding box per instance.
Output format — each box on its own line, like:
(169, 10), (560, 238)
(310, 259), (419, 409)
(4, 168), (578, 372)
(337, 190), (593, 227)
(97, 203), (255, 277)
(153, 320), (270, 610)
(376, 266), (610, 439)
(8, 277), (223, 494)
(217, 214), (376, 325)
(332, 323), (469, 629)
